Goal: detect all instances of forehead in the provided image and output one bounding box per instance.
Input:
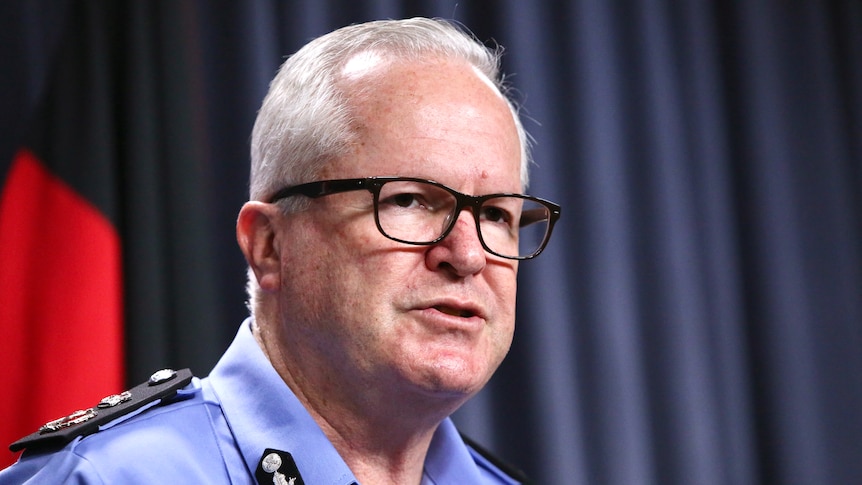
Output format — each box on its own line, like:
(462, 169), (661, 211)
(328, 55), (522, 192)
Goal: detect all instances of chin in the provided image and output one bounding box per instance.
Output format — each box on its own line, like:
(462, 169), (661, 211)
(410, 355), (494, 399)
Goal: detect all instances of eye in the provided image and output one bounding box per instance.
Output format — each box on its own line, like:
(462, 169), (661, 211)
(391, 192), (420, 208)
(480, 205), (513, 226)
(377, 181), (453, 215)
(381, 192), (427, 210)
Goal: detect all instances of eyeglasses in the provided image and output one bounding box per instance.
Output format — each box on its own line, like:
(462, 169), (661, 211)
(268, 176), (561, 260)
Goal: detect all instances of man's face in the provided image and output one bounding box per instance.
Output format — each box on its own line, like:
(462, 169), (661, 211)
(275, 56), (522, 408)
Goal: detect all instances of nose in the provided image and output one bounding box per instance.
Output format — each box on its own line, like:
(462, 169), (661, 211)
(425, 209), (487, 277)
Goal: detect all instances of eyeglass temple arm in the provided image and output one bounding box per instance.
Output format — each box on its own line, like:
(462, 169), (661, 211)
(520, 207), (554, 227)
(277, 179), (369, 200)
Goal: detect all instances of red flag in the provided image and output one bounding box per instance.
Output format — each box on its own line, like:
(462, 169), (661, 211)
(0, 149), (124, 467)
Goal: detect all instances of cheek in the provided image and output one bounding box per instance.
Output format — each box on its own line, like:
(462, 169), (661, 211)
(490, 270), (518, 350)
(492, 265), (519, 317)
(494, 297), (516, 353)
(303, 223), (397, 317)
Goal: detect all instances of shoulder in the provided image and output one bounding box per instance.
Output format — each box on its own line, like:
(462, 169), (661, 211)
(10, 368), (195, 455)
(2, 369), (232, 484)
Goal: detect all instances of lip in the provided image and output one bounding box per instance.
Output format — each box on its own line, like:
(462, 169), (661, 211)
(412, 298), (487, 331)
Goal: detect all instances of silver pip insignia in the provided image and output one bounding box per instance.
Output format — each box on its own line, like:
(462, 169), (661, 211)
(39, 408), (98, 433)
(97, 390), (132, 408)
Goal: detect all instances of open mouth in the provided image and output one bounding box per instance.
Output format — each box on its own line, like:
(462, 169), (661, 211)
(434, 305), (475, 318)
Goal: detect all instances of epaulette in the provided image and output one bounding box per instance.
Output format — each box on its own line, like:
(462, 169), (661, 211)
(460, 433), (534, 484)
(9, 368), (193, 454)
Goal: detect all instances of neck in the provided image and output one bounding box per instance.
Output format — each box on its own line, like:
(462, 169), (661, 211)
(317, 414), (435, 485)
(253, 319), (458, 485)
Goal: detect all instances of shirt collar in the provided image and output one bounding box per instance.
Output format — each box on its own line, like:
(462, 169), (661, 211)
(423, 419), (488, 484)
(208, 318), (356, 485)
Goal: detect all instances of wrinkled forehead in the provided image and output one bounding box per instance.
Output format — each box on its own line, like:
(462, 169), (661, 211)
(339, 49), (530, 191)
(323, 56), (522, 192)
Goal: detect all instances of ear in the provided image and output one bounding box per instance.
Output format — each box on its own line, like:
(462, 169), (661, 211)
(237, 201), (282, 293)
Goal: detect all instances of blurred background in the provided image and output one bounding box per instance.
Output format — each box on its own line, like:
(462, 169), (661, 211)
(1, 1), (861, 483)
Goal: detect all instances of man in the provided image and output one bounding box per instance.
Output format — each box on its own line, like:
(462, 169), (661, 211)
(1, 17), (559, 484)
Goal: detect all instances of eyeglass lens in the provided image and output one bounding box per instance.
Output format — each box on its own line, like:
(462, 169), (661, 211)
(375, 180), (551, 259)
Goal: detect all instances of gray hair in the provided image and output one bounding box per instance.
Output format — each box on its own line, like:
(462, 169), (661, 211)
(245, 17), (532, 310)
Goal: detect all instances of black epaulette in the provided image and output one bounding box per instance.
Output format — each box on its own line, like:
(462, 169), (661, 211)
(461, 433), (534, 485)
(9, 368), (193, 454)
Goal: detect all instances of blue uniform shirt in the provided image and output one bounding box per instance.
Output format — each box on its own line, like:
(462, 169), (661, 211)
(1, 319), (523, 484)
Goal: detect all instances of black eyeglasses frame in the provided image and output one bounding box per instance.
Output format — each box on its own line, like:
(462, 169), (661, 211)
(267, 176), (561, 260)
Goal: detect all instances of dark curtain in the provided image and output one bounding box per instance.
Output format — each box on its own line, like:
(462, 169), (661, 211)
(2, 1), (861, 483)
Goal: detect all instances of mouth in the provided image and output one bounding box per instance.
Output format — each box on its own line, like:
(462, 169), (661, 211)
(432, 305), (478, 319)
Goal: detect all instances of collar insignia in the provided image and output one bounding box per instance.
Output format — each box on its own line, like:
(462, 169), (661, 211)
(255, 449), (305, 485)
